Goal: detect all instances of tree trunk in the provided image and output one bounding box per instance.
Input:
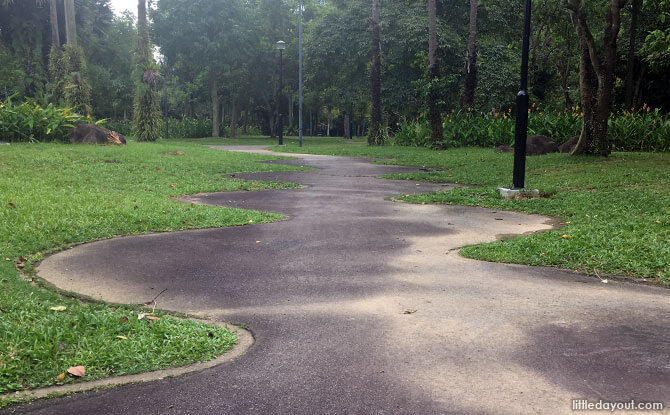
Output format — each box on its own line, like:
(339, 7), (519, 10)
(50, 0), (60, 47)
(231, 101), (238, 137)
(345, 112), (351, 139)
(427, 0), (443, 145)
(624, 0), (641, 109)
(567, 0), (627, 156)
(64, 0), (76, 46)
(556, 58), (574, 110)
(210, 72), (219, 137)
(327, 114), (331, 137)
(137, 0), (150, 65)
(462, 0), (478, 109)
(243, 110), (248, 135)
(369, 0), (383, 145)
(218, 101), (224, 127)
(633, 61), (646, 107)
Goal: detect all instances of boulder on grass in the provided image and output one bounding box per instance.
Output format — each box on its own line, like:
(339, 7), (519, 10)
(494, 145), (514, 153)
(559, 135), (579, 153)
(526, 135), (558, 155)
(69, 123), (126, 145)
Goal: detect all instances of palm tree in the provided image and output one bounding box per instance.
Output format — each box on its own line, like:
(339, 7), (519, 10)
(369, 0), (383, 145)
(427, 0), (442, 145)
(462, 0), (478, 108)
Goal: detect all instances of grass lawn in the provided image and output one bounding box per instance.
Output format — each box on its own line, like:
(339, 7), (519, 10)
(180, 135), (669, 283)
(0, 140), (305, 399)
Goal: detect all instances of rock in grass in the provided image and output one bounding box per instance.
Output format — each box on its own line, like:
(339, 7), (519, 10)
(526, 135), (559, 155)
(559, 135), (579, 153)
(69, 123), (126, 145)
(494, 136), (559, 155)
(494, 145), (514, 153)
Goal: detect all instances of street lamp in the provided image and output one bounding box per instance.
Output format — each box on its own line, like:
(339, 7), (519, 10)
(512, 0), (532, 189)
(161, 61), (169, 140)
(298, 0), (303, 147)
(276, 40), (286, 145)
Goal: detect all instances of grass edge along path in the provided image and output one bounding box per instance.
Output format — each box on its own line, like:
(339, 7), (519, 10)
(0, 140), (306, 399)
(229, 136), (669, 283)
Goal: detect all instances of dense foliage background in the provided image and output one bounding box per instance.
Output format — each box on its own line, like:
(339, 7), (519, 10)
(0, 0), (668, 144)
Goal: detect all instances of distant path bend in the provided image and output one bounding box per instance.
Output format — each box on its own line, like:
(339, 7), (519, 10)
(15, 146), (669, 415)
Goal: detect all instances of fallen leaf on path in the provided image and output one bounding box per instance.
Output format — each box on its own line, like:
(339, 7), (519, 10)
(494, 218), (503, 221)
(50, 306), (67, 312)
(403, 309), (418, 314)
(67, 366), (85, 377)
(56, 373), (66, 381)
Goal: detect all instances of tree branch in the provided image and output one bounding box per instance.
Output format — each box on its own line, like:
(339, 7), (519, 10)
(566, 3), (604, 78)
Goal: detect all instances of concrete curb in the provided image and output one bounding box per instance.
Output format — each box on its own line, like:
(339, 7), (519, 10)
(0, 320), (253, 402)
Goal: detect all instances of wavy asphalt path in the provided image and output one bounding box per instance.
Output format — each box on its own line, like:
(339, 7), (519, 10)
(7, 146), (669, 414)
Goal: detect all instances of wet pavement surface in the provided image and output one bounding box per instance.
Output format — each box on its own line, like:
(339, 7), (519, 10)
(7, 146), (669, 414)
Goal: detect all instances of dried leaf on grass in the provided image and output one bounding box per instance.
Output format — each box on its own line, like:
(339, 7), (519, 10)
(67, 366), (85, 377)
(115, 335), (128, 340)
(120, 317), (129, 324)
(56, 373), (66, 381)
(50, 306), (67, 312)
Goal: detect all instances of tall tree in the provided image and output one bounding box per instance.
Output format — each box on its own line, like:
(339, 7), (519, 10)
(565, 0), (628, 156)
(64, 0), (77, 46)
(427, 0), (442, 144)
(462, 0), (478, 108)
(49, 0), (60, 47)
(369, 0), (383, 145)
(133, 0), (161, 141)
(625, 0), (642, 108)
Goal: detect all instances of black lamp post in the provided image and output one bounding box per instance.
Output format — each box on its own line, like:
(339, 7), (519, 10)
(276, 40), (286, 145)
(512, 0), (532, 189)
(298, 0), (303, 147)
(162, 64), (169, 140)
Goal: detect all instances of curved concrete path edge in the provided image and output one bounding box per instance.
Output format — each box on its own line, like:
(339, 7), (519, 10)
(0, 320), (253, 402)
(13, 145), (668, 414)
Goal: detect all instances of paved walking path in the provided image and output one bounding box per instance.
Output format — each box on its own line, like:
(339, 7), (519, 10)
(7, 147), (669, 414)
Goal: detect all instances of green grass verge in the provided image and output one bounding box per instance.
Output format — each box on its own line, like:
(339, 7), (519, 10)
(201, 136), (667, 282)
(0, 140), (304, 396)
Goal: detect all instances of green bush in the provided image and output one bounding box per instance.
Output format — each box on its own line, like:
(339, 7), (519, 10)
(104, 119), (133, 137)
(392, 108), (670, 151)
(103, 118), (238, 139)
(392, 119), (431, 147)
(0, 97), (86, 142)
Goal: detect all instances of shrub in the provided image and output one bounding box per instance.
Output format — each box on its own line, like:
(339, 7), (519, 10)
(392, 119), (431, 147)
(0, 97), (86, 142)
(392, 108), (669, 151)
